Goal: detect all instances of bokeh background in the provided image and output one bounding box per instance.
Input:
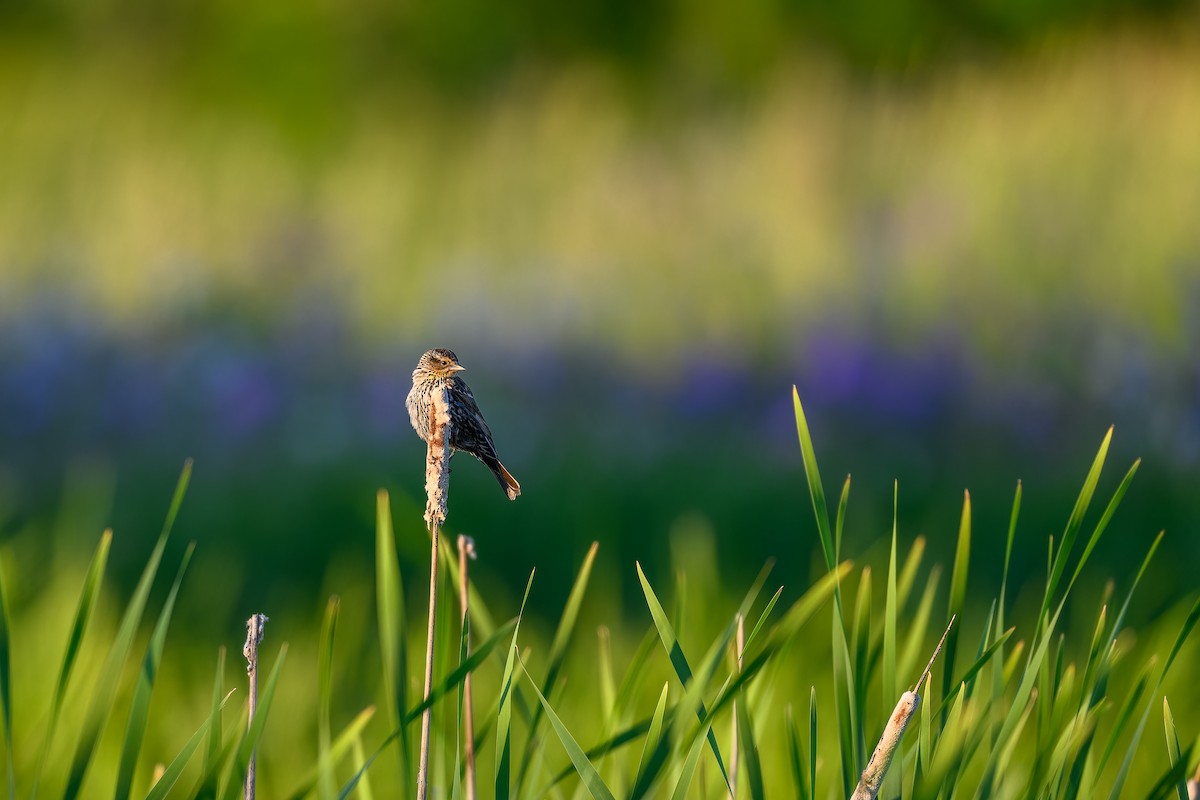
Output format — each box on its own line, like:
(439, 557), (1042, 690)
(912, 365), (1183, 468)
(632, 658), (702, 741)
(2, 0), (1200, 791)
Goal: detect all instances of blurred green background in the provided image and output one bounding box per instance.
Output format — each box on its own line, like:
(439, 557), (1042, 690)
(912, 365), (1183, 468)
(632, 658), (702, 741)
(2, 0), (1200, 789)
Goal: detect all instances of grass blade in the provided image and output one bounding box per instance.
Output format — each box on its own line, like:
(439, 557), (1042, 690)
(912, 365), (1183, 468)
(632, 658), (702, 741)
(496, 571), (535, 800)
(835, 475), (851, 572)
(403, 617), (518, 724)
(517, 542), (599, 793)
(931, 627), (1015, 717)
(785, 706), (808, 800)
(1162, 698), (1188, 800)
(32, 529), (112, 797)
(282, 706), (377, 800)
(115, 542), (196, 800)
(636, 562), (731, 790)
(793, 387), (836, 573)
(768, 562), (853, 648)
(882, 490), (900, 800)
(1040, 427), (1112, 628)
(203, 647), (227, 775)
(735, 693), (765, 800)
(941, 490), (970, 712)
(897, 535), (925, 609)
(375, 489), (410, 788)
(669, 719), (713, 800)
(144, 689), (237, 800)
(544, 717), (655, 790)
(743, 587), (784, 655)
(518, 654), (616, 800)
(808, 687), (817, 800)
(319, 596), (341, 800)
(632, 683), (670, 791)
(1064, 459), (1140, 600)
(66, 459), (191, 799)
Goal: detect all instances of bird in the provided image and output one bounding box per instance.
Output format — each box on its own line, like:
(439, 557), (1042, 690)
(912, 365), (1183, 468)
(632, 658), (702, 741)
(406, 348), (521, 500)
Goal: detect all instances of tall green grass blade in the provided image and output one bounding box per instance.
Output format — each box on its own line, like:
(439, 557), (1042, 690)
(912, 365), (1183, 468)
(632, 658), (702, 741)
(1110, 531), (1163, 642)
(884, 485), (899, 705)
(735, 693), (765, 800)
(352, 734), (376, 800)
(598, 627), (616, 729)
(898, 566), (941, 681)
(518, 655), (616, 800)
(832, 608), (858, 798)
(1162, 698), (1188, 800)
(808, 687), (817, 800)
(191, 713), (252, 799)
(882, 485), (901, 799)
(1077, 604), (1111, 716)
(743, 587), (784, 654)
(402, 617), (517, 724)
(32, 528), (112, 798)
(898, 535), (926, 609)
(993, 481), (1021, 740)
(282, 706), (377, 800)
(793, 387), (835, 573)
(375, 489), (410, 788)
(0, 552), (13, 800)
(978, 604), (1065, 789)
(852, 566), (872, 713)
(1103, 597), (1199, 800)
(1041, 427), (1112, 627)
(496, 571), (535, 800)
(932, 628), (1014, 715)
(678, 644), (775, 751)
(612, 627), (658, 731)
(517, 542), (599, 793)
(115, 542), (196, 800)
(942, 490), (970, 712)
(1064, 459), (1139, 599)
(669, 719), (713, 800)
(1107, 693), (1156, 800)
(203, 647), (227, 775)
(1096, 656), (1153, 774)
(144, 689), (236, 800)
(545, 717), (655, 791)
(318, 596), (341, 800)
(636, 562), (731, 791)
(990, 692), (1034, 797)
(1145, 755), (1195, 800)
(835, 475), (851, 573)
(66, 459), (191, 800)
(768, 562), (853, 648)
(632, 683), (670, 792)
(785, 706), (808, 800)
(1159, 596), (1200, 680)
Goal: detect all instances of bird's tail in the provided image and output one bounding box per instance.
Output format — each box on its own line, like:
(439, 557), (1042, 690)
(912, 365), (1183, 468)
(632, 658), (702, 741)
(487, 458), (521, 500)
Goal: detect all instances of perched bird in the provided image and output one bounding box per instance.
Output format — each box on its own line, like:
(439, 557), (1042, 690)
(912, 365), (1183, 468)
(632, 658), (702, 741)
(406, 348), (521, 500)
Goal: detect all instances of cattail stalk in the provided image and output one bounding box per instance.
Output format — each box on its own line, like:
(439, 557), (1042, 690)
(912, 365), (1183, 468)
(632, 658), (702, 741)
(458, 535), (478, 800)
(850, 616), (955, 800)
(243, 613), (269, 800)
(418, 394), (452, 800)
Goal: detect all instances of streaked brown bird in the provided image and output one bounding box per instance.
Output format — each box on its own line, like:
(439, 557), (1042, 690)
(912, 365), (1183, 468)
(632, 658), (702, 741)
(406, 348), (521, 500)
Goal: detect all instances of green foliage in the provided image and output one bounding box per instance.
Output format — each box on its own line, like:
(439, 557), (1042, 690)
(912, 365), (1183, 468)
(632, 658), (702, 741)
(0, 403), (1196, 798)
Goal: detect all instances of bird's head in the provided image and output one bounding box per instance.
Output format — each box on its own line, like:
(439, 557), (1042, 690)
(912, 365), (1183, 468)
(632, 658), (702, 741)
(416, 348), (466, 377)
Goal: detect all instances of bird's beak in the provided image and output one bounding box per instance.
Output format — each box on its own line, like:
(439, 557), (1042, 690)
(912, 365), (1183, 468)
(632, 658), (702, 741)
(449, 364), (466, 373)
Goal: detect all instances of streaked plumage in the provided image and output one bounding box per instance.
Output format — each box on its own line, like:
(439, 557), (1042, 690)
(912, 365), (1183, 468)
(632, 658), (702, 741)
(406, 348), (521, 500)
